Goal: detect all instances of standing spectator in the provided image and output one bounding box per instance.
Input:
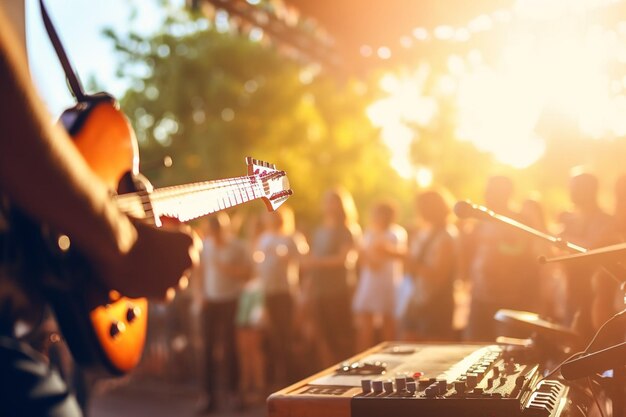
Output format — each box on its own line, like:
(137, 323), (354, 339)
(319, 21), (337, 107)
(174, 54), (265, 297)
(520, 197), (565, 320)
(559, 170), (620, 337)
(400, 190), (456, 341)
(255, 206), (308, 386)
(195, 213), (251, 413)
(462, 176), (534, 341)
(352, 201), (406, 351)
(302, 187), (360, 367)
(235, 271), (266, 407)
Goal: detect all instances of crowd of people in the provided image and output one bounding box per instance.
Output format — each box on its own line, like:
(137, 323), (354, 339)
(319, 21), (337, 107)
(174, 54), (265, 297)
(189, 170), (626, 412)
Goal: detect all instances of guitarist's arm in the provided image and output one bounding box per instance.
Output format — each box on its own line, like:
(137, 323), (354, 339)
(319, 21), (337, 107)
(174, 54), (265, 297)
(0, 8), (198, 299)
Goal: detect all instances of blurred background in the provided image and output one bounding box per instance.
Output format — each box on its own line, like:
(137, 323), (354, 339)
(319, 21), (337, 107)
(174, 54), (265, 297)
(24, 0), (626, 415)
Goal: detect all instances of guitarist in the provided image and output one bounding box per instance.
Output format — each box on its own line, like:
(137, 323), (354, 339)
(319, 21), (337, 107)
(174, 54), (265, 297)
(0, 3), (199, 416)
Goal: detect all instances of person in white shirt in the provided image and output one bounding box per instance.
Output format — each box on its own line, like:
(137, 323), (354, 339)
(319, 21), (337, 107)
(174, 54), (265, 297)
(196, 213), (251, 413)
(254, 206), (308, 385)
(352, 201), (406, 351)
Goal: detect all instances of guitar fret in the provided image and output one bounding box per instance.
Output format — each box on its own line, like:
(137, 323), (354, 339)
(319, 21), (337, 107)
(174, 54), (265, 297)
(130, 168), (288, 223)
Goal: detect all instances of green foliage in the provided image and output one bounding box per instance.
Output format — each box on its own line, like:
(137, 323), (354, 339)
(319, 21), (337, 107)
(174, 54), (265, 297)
(106, 4), (626, 231)
(104, 10), (409, 229)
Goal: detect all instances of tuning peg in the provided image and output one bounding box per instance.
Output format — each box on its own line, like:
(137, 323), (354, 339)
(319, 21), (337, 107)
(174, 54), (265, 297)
(269, 190), (293, 200)
(271, 163), (277, 169)
(245, 156), (253, 165)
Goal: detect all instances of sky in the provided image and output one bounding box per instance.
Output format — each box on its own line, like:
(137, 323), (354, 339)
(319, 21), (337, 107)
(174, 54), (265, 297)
(26, 0), (182, 116)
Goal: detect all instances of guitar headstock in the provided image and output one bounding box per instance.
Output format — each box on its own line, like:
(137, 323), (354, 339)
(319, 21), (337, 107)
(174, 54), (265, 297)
(246, 157), (292, 212)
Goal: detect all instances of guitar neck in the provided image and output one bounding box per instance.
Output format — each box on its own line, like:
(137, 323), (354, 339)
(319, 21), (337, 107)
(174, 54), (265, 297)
(114, 175), (264, 222)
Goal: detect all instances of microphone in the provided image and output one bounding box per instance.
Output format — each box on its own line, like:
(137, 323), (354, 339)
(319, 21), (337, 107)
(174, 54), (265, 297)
(453, 200), (589, 254)
(453, 200), (494, 220)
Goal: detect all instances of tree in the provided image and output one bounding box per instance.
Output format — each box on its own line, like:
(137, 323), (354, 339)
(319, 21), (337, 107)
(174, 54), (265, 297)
(104, 9), (410, 229)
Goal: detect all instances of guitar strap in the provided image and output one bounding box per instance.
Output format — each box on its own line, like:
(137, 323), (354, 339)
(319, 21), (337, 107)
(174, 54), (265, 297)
(38, 0), (86, 102)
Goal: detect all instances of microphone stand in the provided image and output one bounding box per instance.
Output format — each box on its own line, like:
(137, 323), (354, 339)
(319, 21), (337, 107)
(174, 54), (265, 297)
(454, 201), (623, 283)
(455, 200), (625, 417)
(454, 200), (587, 251)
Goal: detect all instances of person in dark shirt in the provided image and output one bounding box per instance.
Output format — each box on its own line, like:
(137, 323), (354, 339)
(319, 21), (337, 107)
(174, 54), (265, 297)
(0, 6), (198, 416)
(302, 187), (359, 367)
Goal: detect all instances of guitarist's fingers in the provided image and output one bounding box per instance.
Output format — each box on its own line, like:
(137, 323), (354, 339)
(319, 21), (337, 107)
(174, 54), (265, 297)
(159, 215), (181, 227)
(116, 220), (200, 300)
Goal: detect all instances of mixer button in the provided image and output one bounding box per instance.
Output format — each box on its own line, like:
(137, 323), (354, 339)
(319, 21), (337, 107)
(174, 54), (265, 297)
(406, 381), (417, 394)
(454, 380), (466, 395)
(436, 379), (447, 394)
(395, 377), (407, 391)
(361, 379), (372, 394)
(466, 373), (478, 388)
(383, 381), (394, 393)
(418, 378), (432, 390)
(505, 360), (516, 373)
(372, 380), (383, 393)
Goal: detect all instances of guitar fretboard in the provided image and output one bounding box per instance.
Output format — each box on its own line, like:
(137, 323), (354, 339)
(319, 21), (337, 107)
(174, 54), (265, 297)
(114, 175), (264, 222)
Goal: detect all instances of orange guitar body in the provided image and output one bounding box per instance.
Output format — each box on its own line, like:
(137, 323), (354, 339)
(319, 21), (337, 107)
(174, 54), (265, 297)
(29, 94), (291, 376)
(56, 95), (148, 375)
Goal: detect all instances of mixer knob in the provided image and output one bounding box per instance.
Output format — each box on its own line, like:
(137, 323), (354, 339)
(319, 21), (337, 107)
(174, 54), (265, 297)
(466, 373), (478, 388)
(372, 380), (383, 393)
(486, 378), (494, 388)
(436, 379), (448, 394)
(418, 378), (432, 390)
(361, 379), (372, 394)
(406, 381), (417, 394)
(109, 321), (126, 339)
(383, 381), (394, 393)
(425, 386), (437, 397)
(454, 380), (466, 395)
(505, 359), (516, 373)
(515, 375), (526, 387)
(493, 367), (500, 377)
(126, 304), (141, 323)
(500, 376), (507, 385)
(395, 377), (407, 391)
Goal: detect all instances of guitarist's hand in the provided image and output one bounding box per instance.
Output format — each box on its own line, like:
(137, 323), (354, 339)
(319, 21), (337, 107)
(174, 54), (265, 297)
(97, 219), (200, 300)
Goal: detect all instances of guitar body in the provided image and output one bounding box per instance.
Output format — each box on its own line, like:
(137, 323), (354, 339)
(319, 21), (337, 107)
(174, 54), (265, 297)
(49, 94), (148, 375)
(2, 95), (291, 376)
(15, 1), (292, 377)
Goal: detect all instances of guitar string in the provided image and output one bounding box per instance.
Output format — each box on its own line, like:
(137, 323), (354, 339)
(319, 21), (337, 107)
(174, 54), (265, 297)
(115, 176), (265, 209)
(114, 176), (256, 208)
(151, 176), (262, 201)
(116, 171), (287, 206)
(114, 174), (280, 217)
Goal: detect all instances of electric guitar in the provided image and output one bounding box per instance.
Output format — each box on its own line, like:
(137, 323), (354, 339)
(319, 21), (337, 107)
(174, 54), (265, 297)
(4, 93), (291, 376)
(5, 1), (290, 376)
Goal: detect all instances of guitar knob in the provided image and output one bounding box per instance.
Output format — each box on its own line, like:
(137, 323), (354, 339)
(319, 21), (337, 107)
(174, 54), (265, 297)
(109, 321), (126, 339)
(126, 305), (141, 323)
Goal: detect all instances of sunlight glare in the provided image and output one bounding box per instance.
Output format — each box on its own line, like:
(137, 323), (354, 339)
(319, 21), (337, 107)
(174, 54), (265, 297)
(367, 68), (438, 178)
